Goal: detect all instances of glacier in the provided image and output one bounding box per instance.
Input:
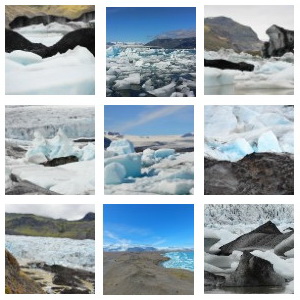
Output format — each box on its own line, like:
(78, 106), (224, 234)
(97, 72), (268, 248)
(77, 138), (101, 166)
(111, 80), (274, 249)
(104, 137), (194, 195)
(205, 49), (294, 95)
(106, 46), (196, 97)
(205, 105), (294, 162)
(6, 235), (95, 272)
(163, 251), (194, 271)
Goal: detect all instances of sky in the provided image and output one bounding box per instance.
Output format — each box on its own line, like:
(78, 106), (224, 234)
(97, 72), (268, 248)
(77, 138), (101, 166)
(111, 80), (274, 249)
(104, 204), (194, 248)
(5, 204), (95, 221)
(104, 105), (194, 135)
(107, 7), (196, 43)
(205, 5), (294, 41)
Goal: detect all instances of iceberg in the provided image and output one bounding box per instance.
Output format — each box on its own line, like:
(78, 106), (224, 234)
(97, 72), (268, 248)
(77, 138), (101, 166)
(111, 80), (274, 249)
(107, 139), (135, 155)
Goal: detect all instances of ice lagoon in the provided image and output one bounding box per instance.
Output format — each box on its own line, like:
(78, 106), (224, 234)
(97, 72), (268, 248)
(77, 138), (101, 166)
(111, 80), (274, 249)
(106, 46), (196, 97)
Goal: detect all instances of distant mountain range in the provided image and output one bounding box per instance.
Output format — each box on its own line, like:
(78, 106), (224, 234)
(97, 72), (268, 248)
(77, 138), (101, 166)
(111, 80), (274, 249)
(103, 244), (194, 252)
(5, 212), (95, 240)
(145, 37), (196, 49)
(204, 16), (263, 52)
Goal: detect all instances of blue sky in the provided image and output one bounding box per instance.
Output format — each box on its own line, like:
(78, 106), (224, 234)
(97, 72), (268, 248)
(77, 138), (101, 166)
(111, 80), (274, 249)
(104, 105), (194, 135)
(104, 204), (194, 248)
(107, 7), (196, 43)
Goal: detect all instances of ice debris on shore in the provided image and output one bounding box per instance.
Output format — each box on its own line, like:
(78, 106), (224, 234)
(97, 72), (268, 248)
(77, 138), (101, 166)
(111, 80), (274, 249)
(205, 105), (294, 162)
(104, 139), (194, 194)
(204, 49), (294, 94)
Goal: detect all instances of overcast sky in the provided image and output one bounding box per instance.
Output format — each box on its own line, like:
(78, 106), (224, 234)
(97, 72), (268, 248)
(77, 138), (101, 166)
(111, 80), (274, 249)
(5, 205), (95, 221)
(205, 5), (294, 40)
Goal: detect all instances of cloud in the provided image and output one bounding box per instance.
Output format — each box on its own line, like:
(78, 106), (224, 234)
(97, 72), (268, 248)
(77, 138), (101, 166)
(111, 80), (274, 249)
(115, 105), (189, 133)
(104, 230), (132, 245)
(156, 29), (196, 39)
(5, 204), (95, 221)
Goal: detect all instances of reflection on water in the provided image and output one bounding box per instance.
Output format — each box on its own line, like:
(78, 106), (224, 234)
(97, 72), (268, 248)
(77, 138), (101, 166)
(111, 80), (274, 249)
(205, 285), (288, 294)
(205, 86), (294, 95)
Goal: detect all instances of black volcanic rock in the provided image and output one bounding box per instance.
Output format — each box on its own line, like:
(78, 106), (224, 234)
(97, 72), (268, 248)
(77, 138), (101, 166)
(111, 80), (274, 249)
(204, 152), (294, 195)
(204, 59), (254, 71)
(218, 221), (293, 255)
(104, 137), (112, 149)
(5, 28), (95, 57)
(262, 25), (294, 58)
(204, 16), (263, 52)
(226, 251), (285, 286)
(145, 37), (196, 49)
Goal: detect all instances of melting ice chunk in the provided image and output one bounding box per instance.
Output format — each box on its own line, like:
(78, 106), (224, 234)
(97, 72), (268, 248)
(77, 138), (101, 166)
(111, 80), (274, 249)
(104, 162), (126, 184)
(257, 131), (282, 153)
(107, 139), (135, 155)
(154, 148), (175, 159)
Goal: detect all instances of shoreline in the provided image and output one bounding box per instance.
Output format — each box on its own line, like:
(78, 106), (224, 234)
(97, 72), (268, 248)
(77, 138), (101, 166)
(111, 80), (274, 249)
(103, 251), (194, 295)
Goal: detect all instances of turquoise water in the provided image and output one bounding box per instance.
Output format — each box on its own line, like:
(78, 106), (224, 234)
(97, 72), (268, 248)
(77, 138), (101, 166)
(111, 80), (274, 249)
(162, 251), (194, 271)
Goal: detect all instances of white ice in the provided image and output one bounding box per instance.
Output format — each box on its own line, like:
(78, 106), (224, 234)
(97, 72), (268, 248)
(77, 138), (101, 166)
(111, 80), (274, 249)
(6, 46), (95, 95)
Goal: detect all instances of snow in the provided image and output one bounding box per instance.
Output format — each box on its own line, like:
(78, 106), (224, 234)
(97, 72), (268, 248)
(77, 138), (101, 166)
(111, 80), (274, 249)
(104, 135), (194, 195)
(107, 139), (135, 155)
(204, 49), (294, 95)
(6, 46), (95, 95)
(106, 46), (196, 97)
(6, 235), (95, 272)
(205, 106), (294, 162)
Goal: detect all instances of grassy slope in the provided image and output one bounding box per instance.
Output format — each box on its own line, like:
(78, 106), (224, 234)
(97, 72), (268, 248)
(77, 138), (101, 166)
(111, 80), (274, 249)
(204, 25), (232, 51)
(5, 213), (95, 240)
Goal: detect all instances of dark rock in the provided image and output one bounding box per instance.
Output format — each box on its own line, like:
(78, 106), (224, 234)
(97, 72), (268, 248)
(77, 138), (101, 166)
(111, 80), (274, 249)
(219, 221), (293, 255)
(204, 152), (294, 195)
(41, 155), (78, 167)
(226, 251), (285, 286)
(5, 29), (47, 53)
(204, 271), (225, 287)
(262, 25), (294, 58)
(52, 273), (81, 287)
(204, 59), (254, 71)
(5, 28), (95, 58)
(59, 287), (91, 294)
(104, 137), (112, 149)
(145, 37), (196, 49)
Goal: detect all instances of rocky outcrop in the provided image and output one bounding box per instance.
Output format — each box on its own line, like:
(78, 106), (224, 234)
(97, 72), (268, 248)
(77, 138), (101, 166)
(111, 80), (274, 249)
(262, 25), (294, 58)
(80, 212), (95, 222)
(204, 17), (263, 52)
(105, 137), (112, 149)
(41, 155), (78, 167)
(9, 11), (95, 29)
(204, 152), (294, 195)
(226, 251), (285, 286)
(204, 59), (254, 71)
(5, 250), (45, 294)
(145, 37), (196, 49)
(218, 221), (293, 255)
(5, 28), (95, 57)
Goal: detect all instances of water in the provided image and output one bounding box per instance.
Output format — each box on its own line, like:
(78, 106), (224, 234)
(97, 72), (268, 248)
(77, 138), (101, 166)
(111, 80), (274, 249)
(162, 251), (194, 271)
(5, 234), (95, 272)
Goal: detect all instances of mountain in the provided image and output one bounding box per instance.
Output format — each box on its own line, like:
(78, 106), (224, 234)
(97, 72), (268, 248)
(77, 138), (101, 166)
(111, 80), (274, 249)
(5, 213), (95, 240)
(145, 37), (196, 49)
(204, 16), (263, 52)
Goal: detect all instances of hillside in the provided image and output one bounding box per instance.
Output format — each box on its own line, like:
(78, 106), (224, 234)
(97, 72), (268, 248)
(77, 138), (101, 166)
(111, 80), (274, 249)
(204, 16), (263, 52)
(145, 37), (196, 49)
(5, 250), (45, 294)
(5, 5), (95, 27)
(5, 212), (95, 240)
